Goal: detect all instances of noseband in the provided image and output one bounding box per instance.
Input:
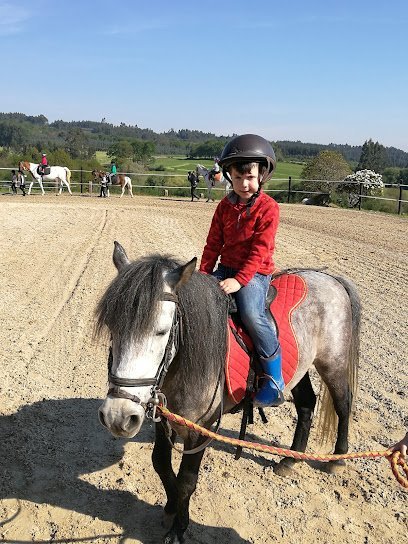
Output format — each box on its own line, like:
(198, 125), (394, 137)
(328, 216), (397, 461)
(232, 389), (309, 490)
(107, 292), (180, 421)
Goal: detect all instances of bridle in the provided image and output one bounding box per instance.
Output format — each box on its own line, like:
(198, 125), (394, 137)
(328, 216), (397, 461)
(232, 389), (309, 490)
(107, 292), (181, 422)
(106, 289), (225, 455)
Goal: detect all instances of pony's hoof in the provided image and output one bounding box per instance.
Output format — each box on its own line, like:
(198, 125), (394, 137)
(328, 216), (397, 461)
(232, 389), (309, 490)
(274, 458), (297, 477)
(163, 529), (184, 544)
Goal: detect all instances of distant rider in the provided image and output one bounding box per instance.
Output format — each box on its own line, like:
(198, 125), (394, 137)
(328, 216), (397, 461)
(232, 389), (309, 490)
(109, 160), (117, 184)
(208, 158), (220, 185)
(39, 153), (48, 176)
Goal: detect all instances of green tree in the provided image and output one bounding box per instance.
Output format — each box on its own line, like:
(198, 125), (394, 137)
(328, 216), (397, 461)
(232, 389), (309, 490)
(357, 139), (387, 173)
(301, 151), (352, 195)
(65, 128), (89, 159)
(108, 140), (133, 162)
(48, 149), (72, 168)
(131, 139), (155, 163)
(0, 121), (29, 150)
(382, 167), (401, 185)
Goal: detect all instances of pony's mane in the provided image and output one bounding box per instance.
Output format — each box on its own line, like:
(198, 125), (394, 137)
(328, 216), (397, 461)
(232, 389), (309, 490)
(95, 253), (229, 390)
(95, 254), (180, 342)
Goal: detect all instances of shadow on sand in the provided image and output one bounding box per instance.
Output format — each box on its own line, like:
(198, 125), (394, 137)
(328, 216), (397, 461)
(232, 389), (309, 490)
(0, 398), (250, 543)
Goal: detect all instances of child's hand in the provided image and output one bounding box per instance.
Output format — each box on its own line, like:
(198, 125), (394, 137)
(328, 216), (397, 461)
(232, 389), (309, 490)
(392, 432), (408, 460)
(219, 278), (242, 294)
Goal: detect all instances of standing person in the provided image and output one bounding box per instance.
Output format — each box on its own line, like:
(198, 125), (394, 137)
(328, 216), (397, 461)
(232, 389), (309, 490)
(10, 170), (17, 195)
(188, 170), (200, 201)
(199, 134), (284, 407)
(17, 169), (26, 196)
(99, 174), (108, 198)
(39, 153), (48, 176)
(109, 160), (117, 184)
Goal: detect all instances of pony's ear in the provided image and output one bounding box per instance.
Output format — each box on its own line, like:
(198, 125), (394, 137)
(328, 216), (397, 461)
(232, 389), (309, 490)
(113, 241), (130, 272)
(166, 257), (197, 290)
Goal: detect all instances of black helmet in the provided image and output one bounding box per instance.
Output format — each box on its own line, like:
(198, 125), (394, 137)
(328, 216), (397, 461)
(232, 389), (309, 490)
(219, 134), (276, 182)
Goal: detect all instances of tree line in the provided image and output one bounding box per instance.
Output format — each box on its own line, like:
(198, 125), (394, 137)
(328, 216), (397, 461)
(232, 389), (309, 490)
(1, 112), (408, 168)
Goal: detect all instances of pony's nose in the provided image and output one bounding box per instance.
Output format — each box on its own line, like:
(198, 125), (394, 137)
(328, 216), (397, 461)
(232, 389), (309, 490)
(98, 400), (145, 438)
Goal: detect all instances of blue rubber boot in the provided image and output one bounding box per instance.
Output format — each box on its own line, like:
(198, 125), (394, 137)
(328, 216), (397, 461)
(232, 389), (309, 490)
(253, 346), (285, 407)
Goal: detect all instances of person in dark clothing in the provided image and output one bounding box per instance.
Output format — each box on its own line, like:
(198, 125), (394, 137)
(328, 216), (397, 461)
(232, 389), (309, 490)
(17, 169), (26, 196)
(10, 170), (17, 194)
(188, 170), (200, 201)
(99, 175), (108, 197)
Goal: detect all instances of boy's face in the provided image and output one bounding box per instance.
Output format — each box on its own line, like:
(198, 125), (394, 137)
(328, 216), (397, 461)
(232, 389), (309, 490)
(229, 163), (260, 202)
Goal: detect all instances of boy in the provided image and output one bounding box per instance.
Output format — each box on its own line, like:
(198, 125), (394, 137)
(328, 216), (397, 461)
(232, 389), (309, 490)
(199, 134), (284, 407)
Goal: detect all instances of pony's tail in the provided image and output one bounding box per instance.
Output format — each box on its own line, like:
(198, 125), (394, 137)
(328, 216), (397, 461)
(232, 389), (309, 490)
(65, 168), (71, 183)
(315, 276), (361, 446)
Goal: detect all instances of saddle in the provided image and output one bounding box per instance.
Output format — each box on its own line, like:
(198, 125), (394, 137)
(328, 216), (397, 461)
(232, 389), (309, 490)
(225, 273), (308, 405)
(37, 166), (50, 176)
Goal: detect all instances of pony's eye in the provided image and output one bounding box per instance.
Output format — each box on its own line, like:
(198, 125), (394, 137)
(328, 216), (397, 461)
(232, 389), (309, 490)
(156, 330), (168, 337)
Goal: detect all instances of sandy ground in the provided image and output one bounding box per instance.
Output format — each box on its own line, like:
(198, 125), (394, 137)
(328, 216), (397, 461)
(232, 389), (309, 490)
(0, 194), (407, 544)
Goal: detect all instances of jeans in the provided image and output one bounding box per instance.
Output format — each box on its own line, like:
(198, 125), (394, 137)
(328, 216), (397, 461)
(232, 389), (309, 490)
(212, 264), (278, 358)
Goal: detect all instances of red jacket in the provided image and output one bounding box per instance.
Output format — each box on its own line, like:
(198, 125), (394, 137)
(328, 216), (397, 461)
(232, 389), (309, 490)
(41, 156), (48, 166)
(199, 191), (279, 286)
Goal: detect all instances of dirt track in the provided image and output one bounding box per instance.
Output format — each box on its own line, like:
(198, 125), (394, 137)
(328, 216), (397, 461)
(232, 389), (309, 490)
(0, 194), (407, 544)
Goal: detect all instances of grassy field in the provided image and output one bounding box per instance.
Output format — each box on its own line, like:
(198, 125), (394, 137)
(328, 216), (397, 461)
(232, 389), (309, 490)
(150, 155), (304, 180)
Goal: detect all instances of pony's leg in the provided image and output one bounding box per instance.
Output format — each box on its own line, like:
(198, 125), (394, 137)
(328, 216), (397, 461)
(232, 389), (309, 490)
(164, 437), (206, 544)
(152, 423), (178, 523)
(120, 184), (125, 198)
(28, 181), (33, 195)
(275, 372), (316, 477)
(323, 379), (351, 473)
(66, 179), (72, 195)
(129, 183), (133, 197)
(39, 178), (45, 195)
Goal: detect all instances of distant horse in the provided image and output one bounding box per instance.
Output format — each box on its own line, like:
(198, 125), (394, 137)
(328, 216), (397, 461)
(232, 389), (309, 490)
(19, 161), (72, 196)
(92, 169), (133, 198)
(196, 164), (231, 202)
(96, 242), (360, 544)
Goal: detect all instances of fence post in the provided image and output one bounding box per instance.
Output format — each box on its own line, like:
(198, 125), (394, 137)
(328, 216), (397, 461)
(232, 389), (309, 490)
(287, 176), (292, 203)
(358, 181), (363, 210)
(397, 182), (403, 215)
(80, 166), (83, 194)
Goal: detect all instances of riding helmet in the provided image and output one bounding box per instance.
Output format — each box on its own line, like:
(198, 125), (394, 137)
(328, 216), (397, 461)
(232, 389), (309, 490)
(219, 134), (276, 182)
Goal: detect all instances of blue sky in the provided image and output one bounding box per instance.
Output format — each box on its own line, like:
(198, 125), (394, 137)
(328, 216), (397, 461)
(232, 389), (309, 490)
(1, 0), (407, 151)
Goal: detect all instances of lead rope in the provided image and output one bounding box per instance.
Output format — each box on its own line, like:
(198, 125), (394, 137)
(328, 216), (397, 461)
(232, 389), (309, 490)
(158, 405), (408, 489)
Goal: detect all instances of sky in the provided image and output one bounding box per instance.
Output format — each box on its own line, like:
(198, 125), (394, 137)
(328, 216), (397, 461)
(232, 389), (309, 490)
(1, 0), (407, 151)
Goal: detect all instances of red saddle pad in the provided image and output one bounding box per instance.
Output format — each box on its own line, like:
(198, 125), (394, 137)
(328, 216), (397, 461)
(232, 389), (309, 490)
(225, 273), (308, 403)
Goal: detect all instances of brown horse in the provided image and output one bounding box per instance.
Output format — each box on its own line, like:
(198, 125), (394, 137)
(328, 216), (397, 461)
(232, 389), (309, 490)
(92, 169), (133, 198)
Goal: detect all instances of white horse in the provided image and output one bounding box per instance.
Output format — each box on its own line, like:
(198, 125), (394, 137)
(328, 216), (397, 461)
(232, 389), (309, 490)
(196, 164), (231, 202)
(19, 161), (72, 196)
